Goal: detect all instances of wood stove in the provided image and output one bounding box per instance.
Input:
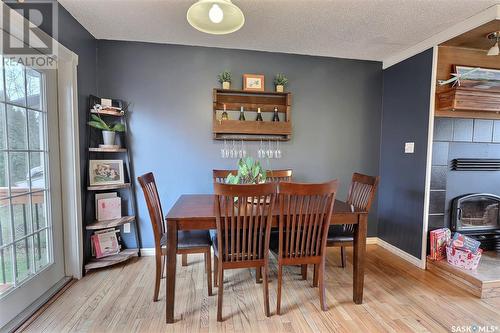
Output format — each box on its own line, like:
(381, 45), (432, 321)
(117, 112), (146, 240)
(451, 193), (500, 251)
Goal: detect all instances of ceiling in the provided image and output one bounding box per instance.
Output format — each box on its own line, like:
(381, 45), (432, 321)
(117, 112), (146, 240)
(441, 20), (500, 50)
(59, 0), (500, 62)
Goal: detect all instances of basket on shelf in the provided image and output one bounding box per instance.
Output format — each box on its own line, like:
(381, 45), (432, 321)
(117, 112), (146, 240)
(446, 246), (482, 270)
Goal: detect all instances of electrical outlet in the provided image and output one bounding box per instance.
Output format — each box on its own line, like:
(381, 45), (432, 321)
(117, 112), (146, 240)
(405, 142), (415, 154)
(123, 223), (130, 233)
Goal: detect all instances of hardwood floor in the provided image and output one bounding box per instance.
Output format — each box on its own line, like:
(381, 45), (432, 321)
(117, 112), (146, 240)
(22, 245), (500, 333)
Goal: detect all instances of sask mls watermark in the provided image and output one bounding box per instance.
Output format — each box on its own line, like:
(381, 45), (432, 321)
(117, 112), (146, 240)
(1, 0), (58, 68)
(451, 325), (499, 333)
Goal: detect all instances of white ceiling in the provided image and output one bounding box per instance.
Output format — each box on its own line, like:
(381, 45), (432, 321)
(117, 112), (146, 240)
(59, 0), (500, 62)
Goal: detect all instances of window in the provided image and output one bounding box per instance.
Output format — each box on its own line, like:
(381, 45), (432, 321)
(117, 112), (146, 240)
(0, 59), (51, 297)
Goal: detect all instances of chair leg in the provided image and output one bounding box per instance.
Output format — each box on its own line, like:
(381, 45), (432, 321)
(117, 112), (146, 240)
(206, 249), (212, 296)
(217, 267), (224, 322)
(262, 264), (270, 317)
(214, 254), (218, 287)
(182, 253), (188, 266)
(153, 253), (162, 302)
(301, 264), (308, 280)
(313, 264), (319, 287)
(255, 267), (262, 284)
(340, 246), (346, 268)
(277, 265), (283, 315)
(319, 260), (327, 311)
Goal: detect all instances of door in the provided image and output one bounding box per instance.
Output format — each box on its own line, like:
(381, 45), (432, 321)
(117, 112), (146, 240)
(0, 58), (64, 328)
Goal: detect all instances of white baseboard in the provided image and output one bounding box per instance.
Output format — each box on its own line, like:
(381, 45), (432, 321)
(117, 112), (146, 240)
(366, 237), (378, 245)
(376, 238), (426, 269)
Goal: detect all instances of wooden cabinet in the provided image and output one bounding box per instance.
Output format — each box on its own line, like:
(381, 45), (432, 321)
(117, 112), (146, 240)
(436, 87), (500, 119)
(212, 89), (292, 141)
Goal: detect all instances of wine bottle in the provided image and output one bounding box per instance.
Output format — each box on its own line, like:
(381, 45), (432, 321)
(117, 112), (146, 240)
(256, 107), (263, 121)
(221, 104), (228, 121)
(239, 106), (245, 121)
(272, 107), (280, 122)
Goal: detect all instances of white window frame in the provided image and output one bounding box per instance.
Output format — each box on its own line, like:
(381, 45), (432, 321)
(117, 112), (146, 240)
(0, 2), (83, 279)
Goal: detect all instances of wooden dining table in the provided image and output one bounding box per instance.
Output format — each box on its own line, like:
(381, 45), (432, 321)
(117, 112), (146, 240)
(164, 194), (368, 323)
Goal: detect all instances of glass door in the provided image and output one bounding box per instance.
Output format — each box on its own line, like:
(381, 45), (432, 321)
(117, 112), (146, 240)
(0, 58), (63, 328)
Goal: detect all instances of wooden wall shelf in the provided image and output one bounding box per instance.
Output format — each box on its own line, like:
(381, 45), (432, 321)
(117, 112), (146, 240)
(212, 89), (292, 141)
(436, 87), (500, 119)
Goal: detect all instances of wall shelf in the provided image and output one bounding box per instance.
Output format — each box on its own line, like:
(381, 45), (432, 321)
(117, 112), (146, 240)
(84, 249), (138, 272)
(89, 147), (127, 153)
(90, 109), (124, 117)
(87, 183), (131, 191)
(436, 87), (500, 119)
(86, 216), (136, 230)
(212, 88), (292, 141)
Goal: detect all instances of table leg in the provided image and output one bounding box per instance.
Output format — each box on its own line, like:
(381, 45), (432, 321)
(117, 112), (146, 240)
(166, 219), (177, 323)
(353, 214), (367, 304)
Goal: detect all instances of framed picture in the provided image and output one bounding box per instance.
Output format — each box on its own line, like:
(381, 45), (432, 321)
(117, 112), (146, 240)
(453, 65), (500, 92)
(243, 74), (265, 91)
(89, 160), (124, 186)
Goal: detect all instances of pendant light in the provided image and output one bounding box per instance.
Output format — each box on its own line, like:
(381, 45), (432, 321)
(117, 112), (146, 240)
(187, 0), (245, 35)
(486, 31), (500, 56)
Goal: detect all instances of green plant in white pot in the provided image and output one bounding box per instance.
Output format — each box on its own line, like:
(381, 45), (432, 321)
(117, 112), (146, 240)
(226, 157), (267, 184)
(88, 114), (125, 146)
(274, 73), (288, 92)
(218, 71), (232, 90)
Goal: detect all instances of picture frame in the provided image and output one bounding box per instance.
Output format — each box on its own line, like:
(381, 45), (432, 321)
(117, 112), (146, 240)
(453, 65), (500, 92)
(89, 160), (125, 186)
(243, 74), (265, 91)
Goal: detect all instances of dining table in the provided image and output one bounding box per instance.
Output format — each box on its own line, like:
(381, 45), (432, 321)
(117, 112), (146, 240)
(164, 194), (368, 323)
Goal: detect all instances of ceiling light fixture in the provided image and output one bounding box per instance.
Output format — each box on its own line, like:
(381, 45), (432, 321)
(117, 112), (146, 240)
(486, 31), (500, 56)
(187, 0), (244, 35)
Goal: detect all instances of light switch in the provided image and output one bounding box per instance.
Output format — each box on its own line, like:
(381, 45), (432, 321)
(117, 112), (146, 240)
(405, 142), (415, 154)
(123, 223), (131, 233)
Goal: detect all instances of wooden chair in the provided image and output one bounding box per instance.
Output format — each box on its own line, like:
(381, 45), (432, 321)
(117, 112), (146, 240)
(212, 169), (292, 285)
(326, 173), (379, 268)
(137, 172), (212, 301)
(272, 180), (338, 313)
(212, 182), (278, 321)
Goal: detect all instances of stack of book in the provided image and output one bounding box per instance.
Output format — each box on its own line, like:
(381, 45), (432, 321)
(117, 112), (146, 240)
(429, 228), (451, 260)
(91, 228), (122, 259)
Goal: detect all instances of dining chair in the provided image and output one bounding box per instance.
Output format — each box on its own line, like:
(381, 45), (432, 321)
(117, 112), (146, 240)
(137, 172), (213, 301)
(212, 169), (292, 284)
(212, 182), (278, 321)
(326, 173), (379, 268)
(271, 180), (338, 314)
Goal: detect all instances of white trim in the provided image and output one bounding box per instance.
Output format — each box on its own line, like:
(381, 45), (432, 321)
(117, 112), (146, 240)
(382, 4), (500, 69)
(420, 46), (439, 270)
(377, 238), (426, 269)
(139, 237), (380, 257)
(0, 3), (82, 279)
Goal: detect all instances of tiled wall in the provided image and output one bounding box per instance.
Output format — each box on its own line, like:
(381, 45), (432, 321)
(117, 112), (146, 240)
(430, 117), (500, 231)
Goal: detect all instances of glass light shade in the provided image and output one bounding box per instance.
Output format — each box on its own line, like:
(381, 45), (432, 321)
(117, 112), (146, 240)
(487, 41), (499, 56)
(187, 0), (244, 35)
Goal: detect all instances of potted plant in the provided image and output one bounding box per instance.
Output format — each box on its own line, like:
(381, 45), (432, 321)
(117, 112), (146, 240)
(218, 71), (232, 90)
(88, 114), (125, 146)
(226, 157), (267, 184)
(274, 73), (288, 92)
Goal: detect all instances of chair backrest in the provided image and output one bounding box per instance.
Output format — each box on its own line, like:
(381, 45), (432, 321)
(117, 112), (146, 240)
(137, 172), (165, 250)
(266, 169), (292, 183)
(214, 182), (278, 263)
(213, 169), (292, 184)
(213, 169), (237, 183)
(277, 180), (338, 260)
(346, 173), (379, 212)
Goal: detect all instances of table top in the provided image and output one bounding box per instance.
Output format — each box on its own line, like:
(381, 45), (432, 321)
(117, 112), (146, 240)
(166, 194), (366, 222)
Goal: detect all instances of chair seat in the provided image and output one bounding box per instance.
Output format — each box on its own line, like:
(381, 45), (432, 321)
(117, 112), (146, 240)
(160, 230), (211, 250)
(327, 225), (354, 243)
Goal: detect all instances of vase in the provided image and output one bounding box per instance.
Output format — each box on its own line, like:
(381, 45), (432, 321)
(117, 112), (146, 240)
(276, 85), (284, 92)
(222, 81), (231, 90)
(102, 130), (116, 146)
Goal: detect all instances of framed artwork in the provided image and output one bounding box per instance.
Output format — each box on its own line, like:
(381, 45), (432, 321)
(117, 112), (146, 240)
(243, 74), (265, 91)
(453, 65), (500, 91)
(89, 160), (124, 186)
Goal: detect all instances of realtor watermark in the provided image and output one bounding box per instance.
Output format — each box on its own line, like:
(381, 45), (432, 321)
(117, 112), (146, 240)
(1, 0), (58, 68)
(451, 325), (499, 333)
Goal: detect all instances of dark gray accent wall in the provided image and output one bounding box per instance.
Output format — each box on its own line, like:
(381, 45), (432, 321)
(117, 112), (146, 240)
(96, 41), (383, 248)
(378, 49), (433, 259)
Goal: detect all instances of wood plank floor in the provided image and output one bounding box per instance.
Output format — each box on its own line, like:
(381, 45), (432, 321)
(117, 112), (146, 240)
(22, 245), (500, 333)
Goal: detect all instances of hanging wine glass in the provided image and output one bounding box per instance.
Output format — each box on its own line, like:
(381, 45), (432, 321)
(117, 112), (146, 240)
(221, 139), (226, 158)
(258, 140), (264, 159)
(238, 140), (244, 158)
(267, 140), (273, 159)
(230, 140), (236, 159)
(242, 140), (247, 158)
